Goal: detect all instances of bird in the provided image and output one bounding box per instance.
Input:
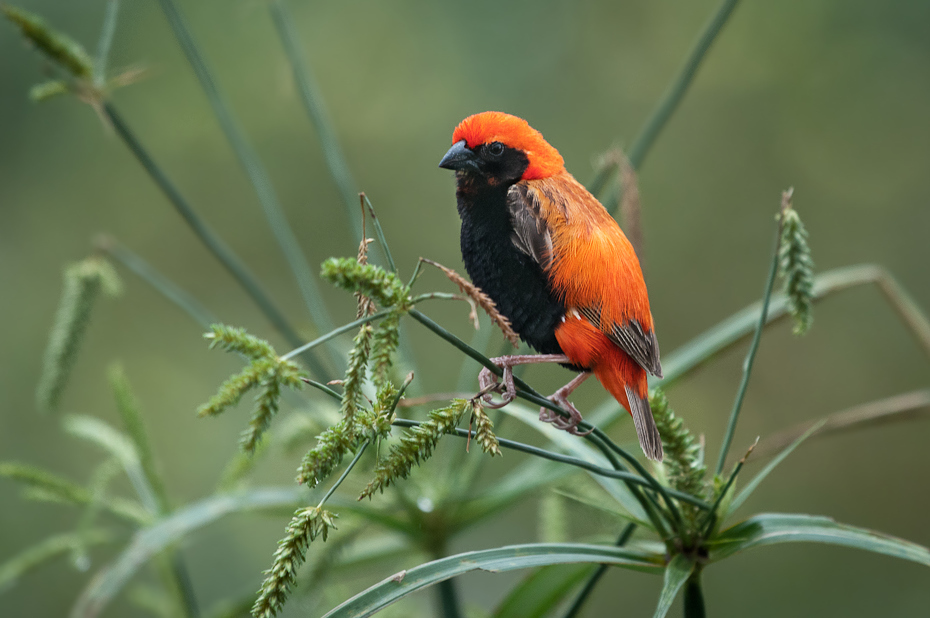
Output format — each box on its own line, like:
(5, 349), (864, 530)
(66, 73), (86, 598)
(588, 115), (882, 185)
(438, 111), (664, 461)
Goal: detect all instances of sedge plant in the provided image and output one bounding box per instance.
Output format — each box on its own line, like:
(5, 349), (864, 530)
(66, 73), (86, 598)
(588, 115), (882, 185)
(4, 2), (930, 618)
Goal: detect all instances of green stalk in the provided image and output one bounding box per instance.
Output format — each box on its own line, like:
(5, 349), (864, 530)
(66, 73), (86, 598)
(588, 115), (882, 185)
(391, 420), (709, 510)
(154, 0), (340, 369)
(267, 0), (363, 240)
(683, 569), (706, 618)
(562, 523), (637, 618)
(99, 237), (217, 329)
(317, 441), (369, 507)
(281, 308), (393, 361)
(715, 216), (783, 475)
(406, 310), (685, 535)
(93, 0), (119, 86)
(101, 102), (328, 378)
(657, 263), (930, 388)
(627, 0), (741, 170)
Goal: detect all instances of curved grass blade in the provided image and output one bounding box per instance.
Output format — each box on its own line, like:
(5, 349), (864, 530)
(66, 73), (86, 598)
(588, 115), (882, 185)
(709, 513), (930, 566)
(724, 420), (824, 519)
(752, 389), (930, 460)
(492, 564), (594, 618)
(321, 543), (663, 618)
(654, 554), (694, 618)
(70, 487), (306, 618)
(657, 263), (930, 389)
(64, 415), (160, 515)
(0, 530), (111, 594)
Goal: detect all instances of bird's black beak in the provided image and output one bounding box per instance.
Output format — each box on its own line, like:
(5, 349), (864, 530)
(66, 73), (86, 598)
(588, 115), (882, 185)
(439, 140), (478, 171)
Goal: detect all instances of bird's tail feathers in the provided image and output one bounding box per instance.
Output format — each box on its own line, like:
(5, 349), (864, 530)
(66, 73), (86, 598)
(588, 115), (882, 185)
(624, 385), (664, 462)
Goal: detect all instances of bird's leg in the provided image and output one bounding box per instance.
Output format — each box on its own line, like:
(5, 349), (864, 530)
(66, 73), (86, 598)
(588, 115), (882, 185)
(539, 371), (594, 435)
(477, 354), (570, 409)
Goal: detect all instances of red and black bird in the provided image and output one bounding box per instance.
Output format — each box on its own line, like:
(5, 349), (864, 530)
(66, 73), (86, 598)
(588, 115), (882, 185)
(439, 111), (664, 461)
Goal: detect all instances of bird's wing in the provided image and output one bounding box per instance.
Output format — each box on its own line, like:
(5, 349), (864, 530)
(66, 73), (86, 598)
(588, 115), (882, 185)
(506, 182), (554, 270)
(507, 178), (663, 378)
(579, 307), (663, 378)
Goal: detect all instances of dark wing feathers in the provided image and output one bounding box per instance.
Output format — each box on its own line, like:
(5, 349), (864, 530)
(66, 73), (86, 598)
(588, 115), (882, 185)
(506, 184), (554, 270)
(507, 183), (662, 378)
(579, 303), (663, 379)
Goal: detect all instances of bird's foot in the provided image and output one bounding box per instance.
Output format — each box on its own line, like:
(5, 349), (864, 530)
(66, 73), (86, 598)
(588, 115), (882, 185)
(538, 372), (594, 436)
(476, 354), (569, 409)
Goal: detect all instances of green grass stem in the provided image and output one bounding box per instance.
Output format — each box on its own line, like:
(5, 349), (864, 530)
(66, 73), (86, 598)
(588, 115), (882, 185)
(155, 0), (339, 368)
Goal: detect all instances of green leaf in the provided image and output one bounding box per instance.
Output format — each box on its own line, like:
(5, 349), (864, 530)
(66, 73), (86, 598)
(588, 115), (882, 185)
(321, 543), (663, 618)
(725, 420), (824, 519)
(492, 564), (594, 618)
(71, 487), (306, 618)
(63, 415), (161, 515)
(710, 513), (930, 566)
(654, 554), (694, 618)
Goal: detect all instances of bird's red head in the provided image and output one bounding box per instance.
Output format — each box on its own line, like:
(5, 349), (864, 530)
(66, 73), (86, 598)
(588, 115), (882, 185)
(450, 112), (565, 180)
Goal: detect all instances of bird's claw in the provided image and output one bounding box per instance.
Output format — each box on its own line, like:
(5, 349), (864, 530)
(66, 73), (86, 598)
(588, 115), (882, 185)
(476, 357), (518, 409)
(539, 389), (594, 436)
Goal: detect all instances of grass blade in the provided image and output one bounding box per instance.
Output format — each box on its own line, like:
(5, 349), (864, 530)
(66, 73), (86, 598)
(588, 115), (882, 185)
(154, 0), (339, 366)
(99, 237), (217, 329)
(321, 543), (663, 618)
(626, 0), (741, 170)
(267, 0), (363, 240)
(653, 554), (694, 618)
(0, 530), (112, 594)
(715, 194), (787, 476)
(709, 513), (930, 566)
(93, 0), (119, 86)
(70, 487), (307, 618)
(658, 263), (930, 389)
(725, 421), (825, 518)
(101, 103), (328, 378)
(753, 389), (930, 460)
(492, 564), (594, 618)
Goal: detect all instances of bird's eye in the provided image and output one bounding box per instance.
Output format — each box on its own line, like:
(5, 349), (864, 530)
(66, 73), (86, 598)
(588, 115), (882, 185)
(488, 142), (505, 157)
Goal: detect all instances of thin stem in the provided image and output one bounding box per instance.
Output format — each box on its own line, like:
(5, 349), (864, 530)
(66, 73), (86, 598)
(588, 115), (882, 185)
(588, 426), (685, 535)
(94, 0), (119, 86)
(98, 236), (217, 329)
(361, 193), (397, 274)
(155, 0), (339, 367)
(683, 568), (706, 618)
(702, 440), (756, 536)
(562, 523), (637, 618)
(407, 310), (683, 513)
(169, 552), (200, 618)
(437, 577), (463, 618)
(715, 210), (784, 476)
(318, 441), (369, 507)
(626, 0), (742, 170)
(267, 0), (363, 240)
(300, 377), (341, 401)
(390, 420), (710, 510)
(281, 308), (393, 361)
(101, 102), (328, 378)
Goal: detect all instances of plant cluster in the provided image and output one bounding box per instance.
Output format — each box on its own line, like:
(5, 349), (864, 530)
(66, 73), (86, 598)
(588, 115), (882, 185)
(4, 2), (930, 618)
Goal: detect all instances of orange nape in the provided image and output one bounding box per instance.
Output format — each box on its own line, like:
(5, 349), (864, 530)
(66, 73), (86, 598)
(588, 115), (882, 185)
(451, 111), (565, 180)
(554, 310), (648, 416)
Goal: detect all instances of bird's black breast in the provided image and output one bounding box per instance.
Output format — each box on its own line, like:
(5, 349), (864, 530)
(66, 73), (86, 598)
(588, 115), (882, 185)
(455, 178), (566, 356)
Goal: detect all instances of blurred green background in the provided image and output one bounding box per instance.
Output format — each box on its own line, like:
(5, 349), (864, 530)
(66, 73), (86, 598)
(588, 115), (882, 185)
(2, 0), (929, 616)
